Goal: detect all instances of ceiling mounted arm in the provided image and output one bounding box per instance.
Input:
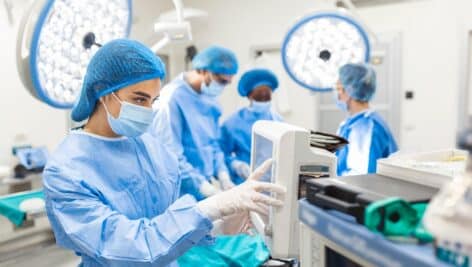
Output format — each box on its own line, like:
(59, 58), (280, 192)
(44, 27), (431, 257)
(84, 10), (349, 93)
(336, 0), (379, 43)
(152, 0), (202, 53)
(172, 0), (184, 23)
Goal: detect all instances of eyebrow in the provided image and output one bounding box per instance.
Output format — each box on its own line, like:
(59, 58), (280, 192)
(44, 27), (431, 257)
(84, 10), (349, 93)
(133, 91), (160, 102)
(133, 91), (151, 99)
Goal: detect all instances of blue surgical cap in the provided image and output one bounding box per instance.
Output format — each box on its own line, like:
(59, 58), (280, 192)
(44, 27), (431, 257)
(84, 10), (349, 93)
(238, 68), (279, 97)
(192, 46), (239, 75)
(71, 39), (166, 122)
(339, 63), (376, 102)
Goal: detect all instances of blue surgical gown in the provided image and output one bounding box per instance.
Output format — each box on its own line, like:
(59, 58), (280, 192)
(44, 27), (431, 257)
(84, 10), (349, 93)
(43, 130), (214, 267)
(150, 74), (228, 199)
(336, 110), (398, 176)
(220, 107), (282, 183)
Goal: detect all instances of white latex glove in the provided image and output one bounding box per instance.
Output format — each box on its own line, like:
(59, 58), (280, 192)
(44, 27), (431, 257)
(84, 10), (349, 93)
(231, 160), (250, 179)
(223, 212), (253, 235)
(197, 159), (286, 221)
(218, 171), (236, 190)
(210, 212), (252, 236)
(199, 180), (221, 197)
(209, 176), (222, 190)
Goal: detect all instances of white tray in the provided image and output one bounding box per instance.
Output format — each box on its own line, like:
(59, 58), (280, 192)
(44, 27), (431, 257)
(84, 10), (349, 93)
(377, 149), (468, 188)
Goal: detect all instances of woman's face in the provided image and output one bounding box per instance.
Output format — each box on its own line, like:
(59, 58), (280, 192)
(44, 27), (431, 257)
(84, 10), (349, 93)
(248, 85), (272, 102)
(102, 78), (161, 118)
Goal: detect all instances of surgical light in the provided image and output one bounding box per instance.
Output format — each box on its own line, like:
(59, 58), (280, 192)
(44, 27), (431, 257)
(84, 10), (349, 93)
(16, 0), (132, 109)
(281, 12), (370, 92)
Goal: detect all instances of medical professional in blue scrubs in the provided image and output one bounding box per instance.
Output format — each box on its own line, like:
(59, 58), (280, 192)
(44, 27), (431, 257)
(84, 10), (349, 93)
(220, 68), (282, 184)
(150, 46), (239, 200)
(42, 39), (285, 267)
(334, 63), (398, 176)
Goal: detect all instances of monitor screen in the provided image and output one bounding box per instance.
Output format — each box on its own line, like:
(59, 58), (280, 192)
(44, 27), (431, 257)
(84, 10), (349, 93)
(252, 133), (274, 183)
(326, 247), (364, 267)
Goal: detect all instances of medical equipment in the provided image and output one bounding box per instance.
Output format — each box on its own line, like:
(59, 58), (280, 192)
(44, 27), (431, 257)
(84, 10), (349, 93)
(309, 131), (348, 153)
(305, 174), (437, 223)
(0, 190), (45, 226)
(151, 0), (206, 52)
(14, 146), (48, 171)
(281, 11), (370, 92)
(299, 149), (467, 267)
(250, 121), (337, 260)
(298, 200), (449, 267)
(364, 198), (432, 242)
(16, 0), (132, 108)
(221, 106), (283, 185)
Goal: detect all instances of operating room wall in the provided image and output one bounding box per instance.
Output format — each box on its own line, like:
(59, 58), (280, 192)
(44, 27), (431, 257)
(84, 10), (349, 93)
(190, 0), (469, 152)
(0, 3), (68, 167)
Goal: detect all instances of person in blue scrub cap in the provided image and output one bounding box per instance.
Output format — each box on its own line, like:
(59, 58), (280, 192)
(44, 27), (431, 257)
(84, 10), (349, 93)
(43, 39), (285, 267)
(220, 68), (282, 184)
(334, 63), (398, 176)
(150, 45), (239, 200)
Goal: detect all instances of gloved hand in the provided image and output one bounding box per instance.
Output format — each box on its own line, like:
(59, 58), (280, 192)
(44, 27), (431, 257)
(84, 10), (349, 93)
(231, 160), (250, 179)
(199, 180), (222, 197)
(218, 171), (236, 190)
(197, 159), (286, 221)
(210, 212), (252, 236)
(210, 176), (222, 190)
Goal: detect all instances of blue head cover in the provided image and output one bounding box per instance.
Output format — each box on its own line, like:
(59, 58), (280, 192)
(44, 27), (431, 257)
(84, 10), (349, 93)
(238, 68), (279, 97)
(192, 46), (239, 75)
(71, 39), (166, 122)
(339, 63), (376, 102)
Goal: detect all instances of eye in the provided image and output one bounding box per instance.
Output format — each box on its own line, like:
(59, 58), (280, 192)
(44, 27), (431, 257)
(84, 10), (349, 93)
(218, 79), (230, 85)
(133, 97), (148, 105)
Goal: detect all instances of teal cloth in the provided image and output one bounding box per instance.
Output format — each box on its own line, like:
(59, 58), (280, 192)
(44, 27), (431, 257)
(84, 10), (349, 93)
(0, 189), (44, 226)
(178, 234), (270, 267)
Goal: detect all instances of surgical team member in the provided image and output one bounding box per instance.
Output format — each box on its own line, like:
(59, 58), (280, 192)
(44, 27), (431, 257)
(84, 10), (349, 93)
(150, 46), (238, 200)
(220, 68), (282, 184)
(334, 63), (398, 176)
(42, 39), (285, 267)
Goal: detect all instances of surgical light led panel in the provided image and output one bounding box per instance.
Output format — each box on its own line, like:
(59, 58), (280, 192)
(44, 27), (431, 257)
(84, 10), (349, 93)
(281, 12), (370, 92)
(17, 0), (132, 108)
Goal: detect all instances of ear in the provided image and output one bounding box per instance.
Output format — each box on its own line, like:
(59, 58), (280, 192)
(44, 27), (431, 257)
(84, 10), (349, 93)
(100, 94), (113, 103)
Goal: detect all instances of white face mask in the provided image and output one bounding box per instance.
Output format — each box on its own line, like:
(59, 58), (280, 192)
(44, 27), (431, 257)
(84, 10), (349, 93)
(201, 80), (225, 97)
(249, 100), (271, 113)
(333, 89), (348, 112)
(101, 93), (155, 137)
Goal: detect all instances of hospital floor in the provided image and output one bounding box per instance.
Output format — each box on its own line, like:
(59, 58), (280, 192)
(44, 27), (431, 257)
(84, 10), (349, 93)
(0, 211), (79, 267)
(0, 245), (80, 267)
(0, 180), (80, 266)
